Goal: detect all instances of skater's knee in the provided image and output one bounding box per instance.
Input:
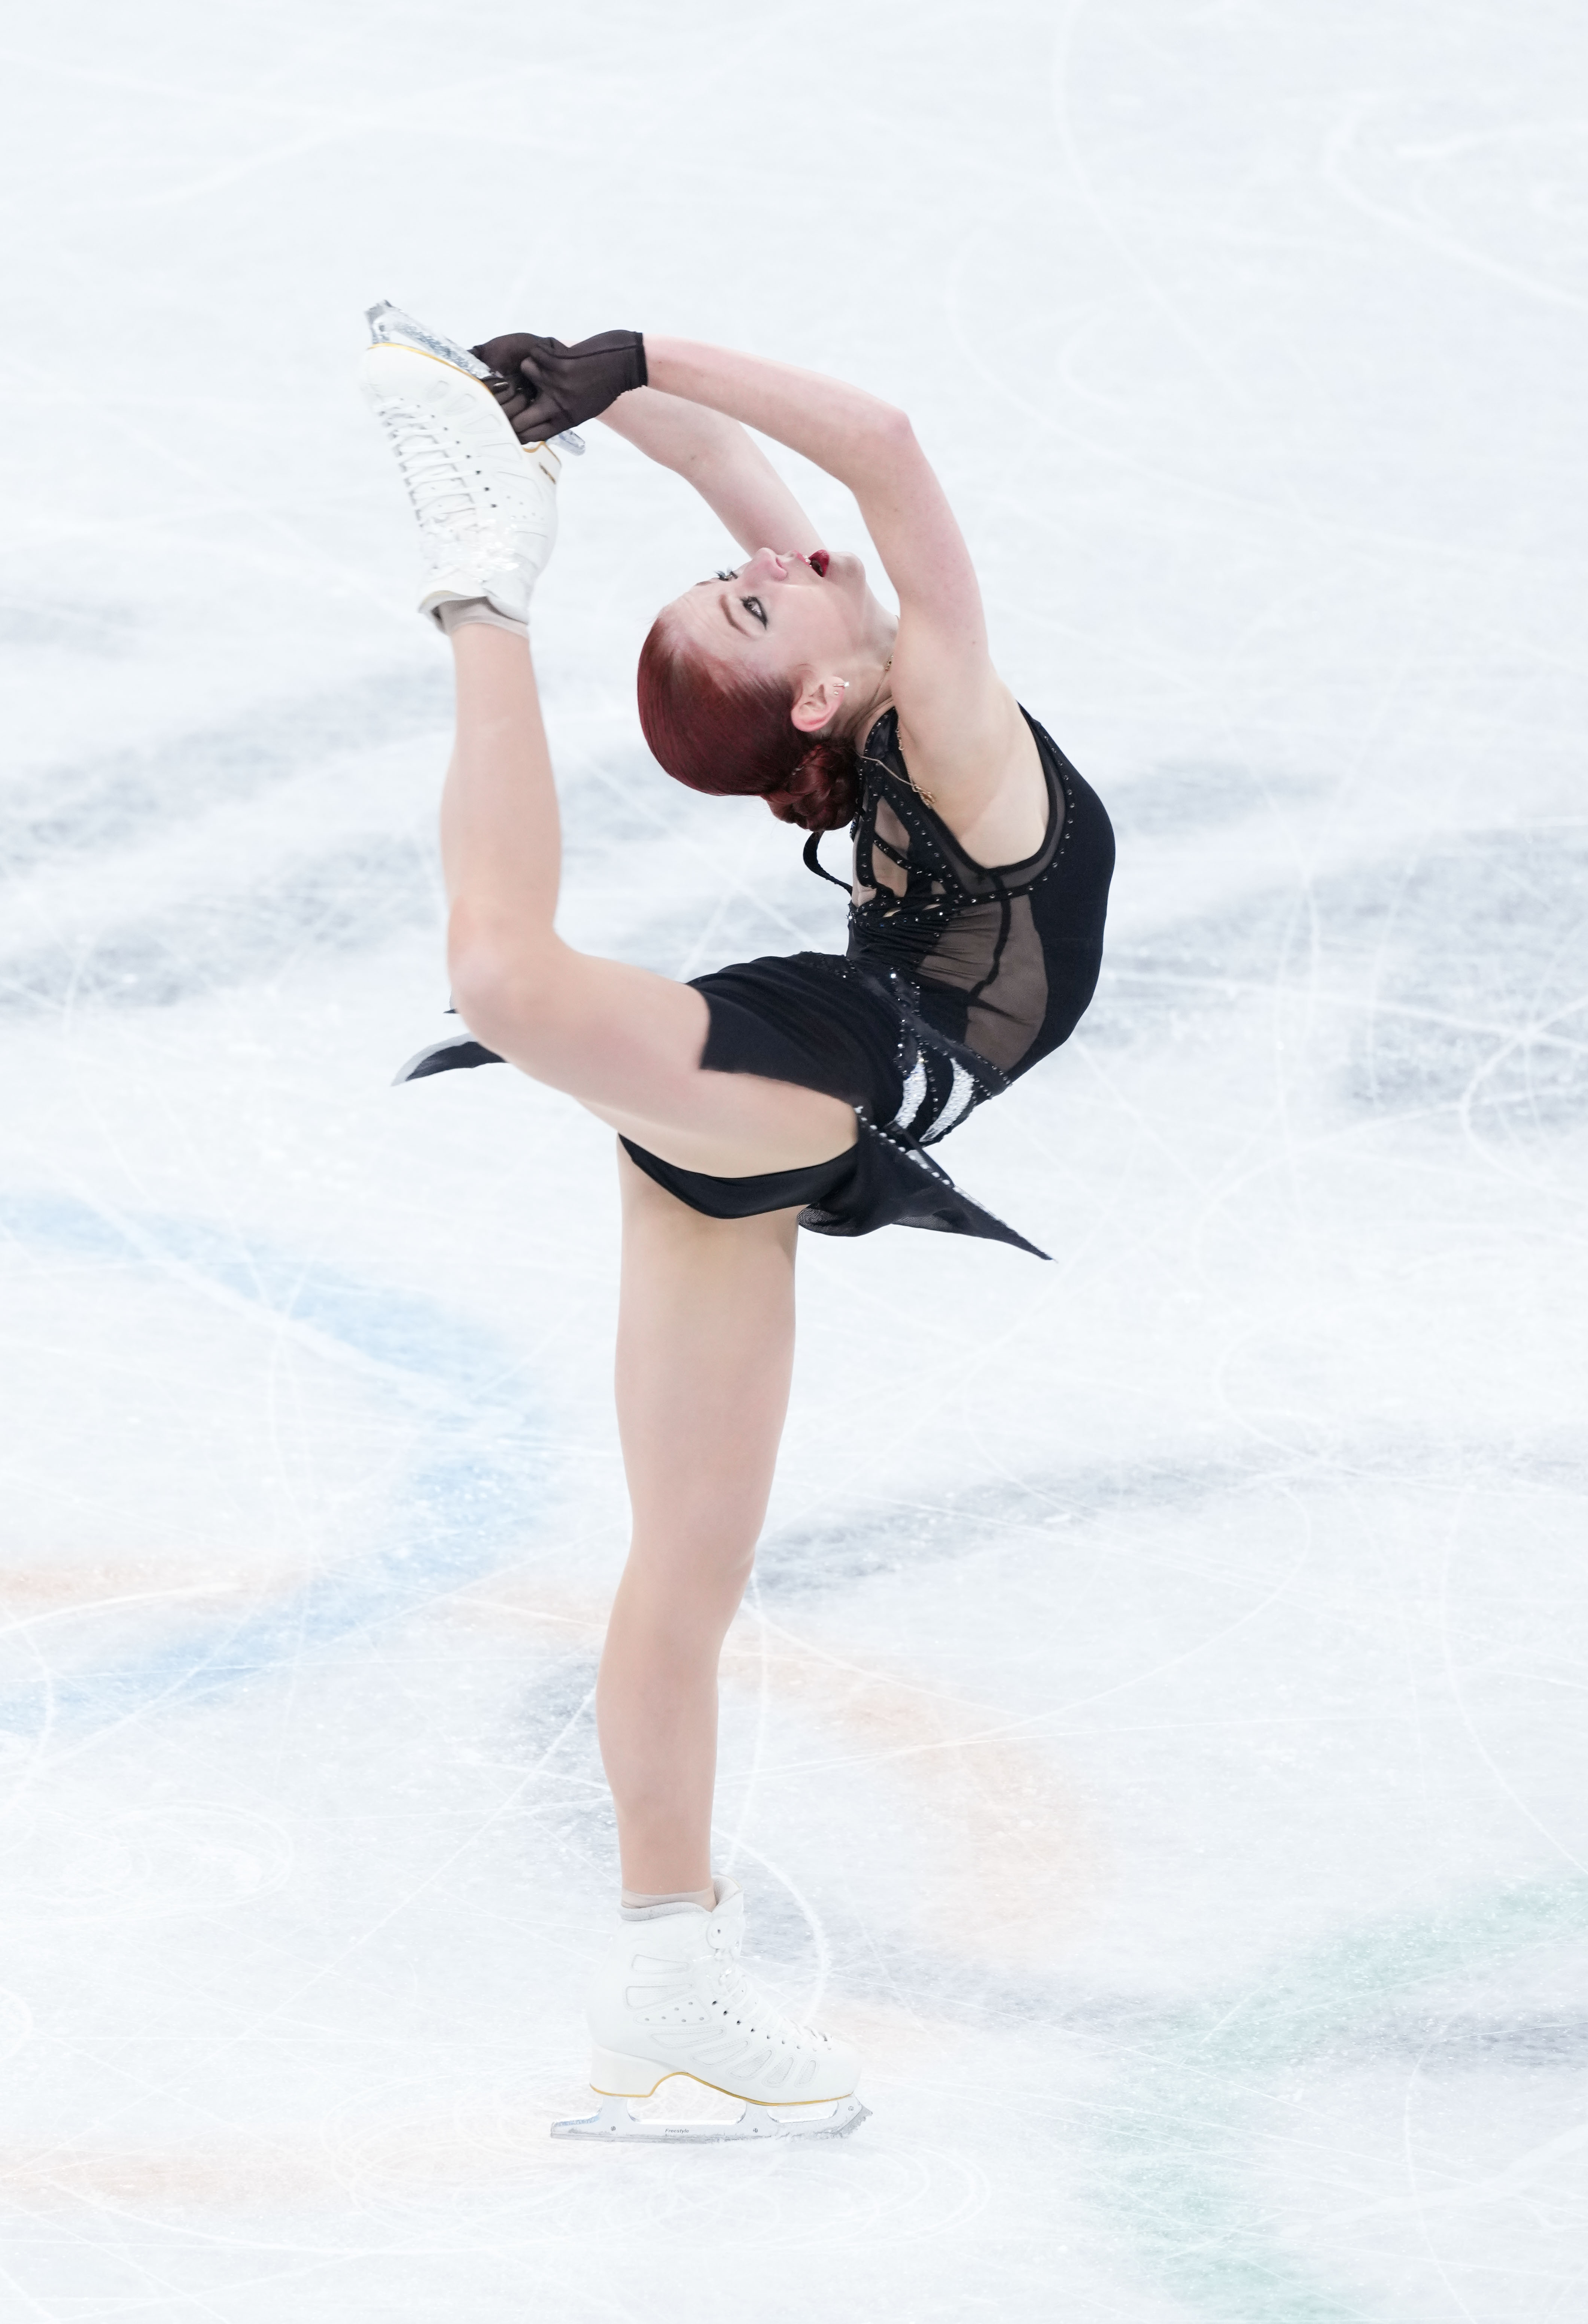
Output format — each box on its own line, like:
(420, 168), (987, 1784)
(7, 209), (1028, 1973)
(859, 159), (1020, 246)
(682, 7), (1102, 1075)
(621, 1535), (757, 1632)
(651, 1543), (756, 1625)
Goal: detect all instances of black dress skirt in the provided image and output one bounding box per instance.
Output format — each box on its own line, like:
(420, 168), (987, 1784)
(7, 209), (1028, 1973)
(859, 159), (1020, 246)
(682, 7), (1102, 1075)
(398, 708), (1114, 1261)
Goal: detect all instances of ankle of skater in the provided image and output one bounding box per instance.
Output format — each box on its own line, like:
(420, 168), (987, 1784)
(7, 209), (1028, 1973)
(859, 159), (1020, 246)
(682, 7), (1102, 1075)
(435, 595), (529, 642)
(620, 1879), (718, 1918)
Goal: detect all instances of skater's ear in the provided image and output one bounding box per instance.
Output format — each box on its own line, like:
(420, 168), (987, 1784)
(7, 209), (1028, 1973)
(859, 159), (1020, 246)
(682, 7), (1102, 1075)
(790, 673), (849, 735)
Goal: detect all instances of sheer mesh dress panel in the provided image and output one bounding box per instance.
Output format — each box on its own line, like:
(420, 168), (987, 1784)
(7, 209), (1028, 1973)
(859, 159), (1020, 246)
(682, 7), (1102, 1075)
(637, 710), (1114, 1253)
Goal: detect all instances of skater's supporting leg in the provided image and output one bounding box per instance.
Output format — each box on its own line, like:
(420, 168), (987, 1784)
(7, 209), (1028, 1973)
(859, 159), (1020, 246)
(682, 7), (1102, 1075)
(597, 1150), (799, 1894)
(439, 625), (856, 1177)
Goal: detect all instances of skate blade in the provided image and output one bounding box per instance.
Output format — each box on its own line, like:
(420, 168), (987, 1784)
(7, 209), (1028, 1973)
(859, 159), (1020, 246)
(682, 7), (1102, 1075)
(363, 301), (586, 454)
(391, 1033), (504, 1085)
(551, 2091), (870, 2144)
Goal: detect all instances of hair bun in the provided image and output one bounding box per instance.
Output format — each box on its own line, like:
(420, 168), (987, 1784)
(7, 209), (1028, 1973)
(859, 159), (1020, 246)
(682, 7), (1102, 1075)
(763, 736), (860, 833)
(637, 612), (865, 832)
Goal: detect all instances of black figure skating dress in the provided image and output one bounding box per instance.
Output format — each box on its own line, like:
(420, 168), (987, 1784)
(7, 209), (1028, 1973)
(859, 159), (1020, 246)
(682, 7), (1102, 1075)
(400, 708), (1114, 1259)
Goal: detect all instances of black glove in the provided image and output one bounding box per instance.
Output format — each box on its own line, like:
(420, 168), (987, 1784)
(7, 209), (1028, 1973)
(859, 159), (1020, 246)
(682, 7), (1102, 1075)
(470, 330), (647, 441)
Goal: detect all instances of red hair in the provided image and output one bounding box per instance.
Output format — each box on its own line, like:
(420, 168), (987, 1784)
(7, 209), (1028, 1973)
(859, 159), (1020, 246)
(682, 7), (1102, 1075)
(636, 612), (860, 834)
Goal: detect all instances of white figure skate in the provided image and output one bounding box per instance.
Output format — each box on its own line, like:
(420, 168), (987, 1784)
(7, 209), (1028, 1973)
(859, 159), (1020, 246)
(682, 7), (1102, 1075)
(365, 302), (585, 454)
(358, 303), (562, 627)
(553, 1879), (870, 2143)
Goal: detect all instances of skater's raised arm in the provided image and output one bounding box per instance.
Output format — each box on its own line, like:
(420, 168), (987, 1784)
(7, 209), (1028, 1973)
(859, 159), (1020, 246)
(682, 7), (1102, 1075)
(597, 389), (824, 562)
(477, 326), (980, 671)
(479, 326), (1042, 852)
(641, 339), (1032, 842)
(642, 342), (968, 607)
(475, 330), (823, 562)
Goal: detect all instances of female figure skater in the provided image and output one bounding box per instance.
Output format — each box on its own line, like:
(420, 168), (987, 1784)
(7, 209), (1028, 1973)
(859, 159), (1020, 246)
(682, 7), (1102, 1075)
(359, 310), (1113, 2140)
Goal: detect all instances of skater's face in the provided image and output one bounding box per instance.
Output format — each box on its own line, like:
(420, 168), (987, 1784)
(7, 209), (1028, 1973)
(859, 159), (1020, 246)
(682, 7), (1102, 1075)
(665, 548), (891, 718)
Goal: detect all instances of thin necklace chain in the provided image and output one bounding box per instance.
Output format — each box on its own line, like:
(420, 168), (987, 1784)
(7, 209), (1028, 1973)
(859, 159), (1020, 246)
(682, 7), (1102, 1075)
(872, 652), (936, 805)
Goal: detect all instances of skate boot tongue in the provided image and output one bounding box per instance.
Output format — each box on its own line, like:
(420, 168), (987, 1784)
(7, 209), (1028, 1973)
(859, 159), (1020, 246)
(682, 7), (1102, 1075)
(705, 1878), (744, 1943)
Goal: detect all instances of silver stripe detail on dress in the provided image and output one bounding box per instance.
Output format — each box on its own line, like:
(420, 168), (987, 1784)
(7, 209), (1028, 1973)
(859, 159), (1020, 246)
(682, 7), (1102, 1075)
(890, 1053), (928, 1134)
(926, 1061), (978, 1141)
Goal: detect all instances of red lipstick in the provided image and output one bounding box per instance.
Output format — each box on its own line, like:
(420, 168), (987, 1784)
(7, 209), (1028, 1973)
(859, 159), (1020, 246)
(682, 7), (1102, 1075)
(808, 550), (830, 577)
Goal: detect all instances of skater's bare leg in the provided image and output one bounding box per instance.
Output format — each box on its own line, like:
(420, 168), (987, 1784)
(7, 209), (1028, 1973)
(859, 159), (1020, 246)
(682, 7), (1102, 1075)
(439, 620), (563, 931)
(597, 1152), (799, 1893)
(440, 625), (855, 1176)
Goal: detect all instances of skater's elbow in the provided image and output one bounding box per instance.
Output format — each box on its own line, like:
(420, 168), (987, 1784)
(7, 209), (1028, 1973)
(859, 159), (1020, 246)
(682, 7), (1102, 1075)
(445, 910), (566, 1054)
(845, 402), (926, 495)
(850, 400), (915, 469)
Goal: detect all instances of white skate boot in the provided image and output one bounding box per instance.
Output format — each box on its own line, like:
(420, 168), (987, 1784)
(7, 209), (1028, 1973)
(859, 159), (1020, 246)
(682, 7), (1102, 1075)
(553, 1879), (869, 2142)
(358, 302), (561, 628)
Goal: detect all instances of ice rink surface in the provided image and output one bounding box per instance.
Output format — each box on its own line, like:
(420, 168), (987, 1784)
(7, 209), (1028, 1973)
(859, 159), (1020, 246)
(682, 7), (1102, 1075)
(3, 0), (1586, 2314)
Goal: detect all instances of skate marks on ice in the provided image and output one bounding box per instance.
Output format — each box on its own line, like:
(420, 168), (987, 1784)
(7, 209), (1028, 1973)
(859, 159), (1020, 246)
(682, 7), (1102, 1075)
(1085, 820), (1588, 1138)
(2, 1219), (1584, 2311)
(1101, 759), (1324, 842)
(445, 1571), (1098, 1967)
(0, 665), (450, 878)
(1051, 1874), (1588, 2324)
(0, 2101), (993, 2262)
(1323, 91), (1588, 320)
(0, 1194), (552, 1739)
(456, 1434), (1588, 1978)
(0, 698), (832, 1029)
(0, 1811), (1581, 2324)
(0, 835), (445, 1017)
(3, 1597), (1582, 2324)
(0, 668), (456, 1020)
(0, 595), (141, 662)
(751, 1445), (1308, 1595)
(1342, 826), (1588, 1137)
(836, 1878), (1588, 2323)
(0, 1204), (1068, 2181)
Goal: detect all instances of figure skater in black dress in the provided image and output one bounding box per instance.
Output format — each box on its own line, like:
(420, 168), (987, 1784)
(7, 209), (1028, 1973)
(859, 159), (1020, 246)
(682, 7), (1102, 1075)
(360, 309), (1113, 2140)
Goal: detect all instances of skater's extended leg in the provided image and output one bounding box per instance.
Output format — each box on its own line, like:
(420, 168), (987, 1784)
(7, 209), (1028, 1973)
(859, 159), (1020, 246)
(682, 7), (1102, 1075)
(439, 620), (564, 934)
(440, 625), (856, 1177)
(596, 1150), (799, 1894)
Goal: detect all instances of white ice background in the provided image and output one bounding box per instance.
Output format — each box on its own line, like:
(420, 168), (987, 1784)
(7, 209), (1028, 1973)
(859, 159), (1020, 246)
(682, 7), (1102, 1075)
(2, 1), (1586, 2316)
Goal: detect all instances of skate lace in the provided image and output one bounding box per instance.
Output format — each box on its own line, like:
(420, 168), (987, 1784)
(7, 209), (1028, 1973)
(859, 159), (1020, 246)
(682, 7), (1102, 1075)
(377, 405), (487, 534)
(706, 1930), (825, 2055)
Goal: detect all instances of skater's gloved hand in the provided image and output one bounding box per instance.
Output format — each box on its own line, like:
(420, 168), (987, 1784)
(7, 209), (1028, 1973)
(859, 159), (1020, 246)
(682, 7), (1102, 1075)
(471, 330), (647, 440)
